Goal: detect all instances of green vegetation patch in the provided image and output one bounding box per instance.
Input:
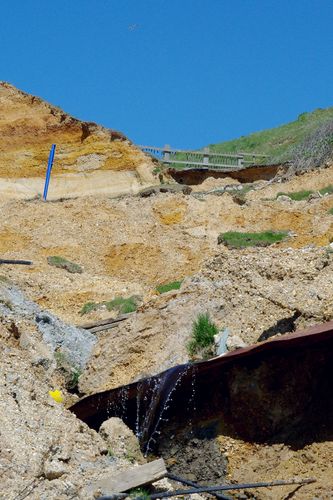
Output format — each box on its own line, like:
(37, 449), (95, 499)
(218, 230), (289, 249)
(320, 185), (333, 195)
(47, 255), (83, 274)
(129, 488), (150, 500)
(328, 207), (333, 215)
(80, 295), (139, 315)
(187, 312), (218, 359)
(276, 189), (313, 201)
(276, 184), (333, 201)
(54, 350), (82, 392)
(104, 296), (139, 314)
(156, 280), (182, 294)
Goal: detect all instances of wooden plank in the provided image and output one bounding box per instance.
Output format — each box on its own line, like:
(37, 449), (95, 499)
(87, 323), (120, 334)
(78, 313), (132, 330)
(89, 459), (167, 496)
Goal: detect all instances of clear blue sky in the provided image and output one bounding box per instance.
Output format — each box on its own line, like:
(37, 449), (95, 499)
(1, 0), (332, 149)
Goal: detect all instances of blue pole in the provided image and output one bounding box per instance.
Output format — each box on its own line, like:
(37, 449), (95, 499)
(43, 144), (56, 201)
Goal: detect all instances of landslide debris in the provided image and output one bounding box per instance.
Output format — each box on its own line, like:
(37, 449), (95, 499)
(1, 164), (333, 327)
(79, 245), (333, 394)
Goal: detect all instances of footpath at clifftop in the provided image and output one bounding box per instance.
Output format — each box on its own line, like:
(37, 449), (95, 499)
(0, 84), (333, 499)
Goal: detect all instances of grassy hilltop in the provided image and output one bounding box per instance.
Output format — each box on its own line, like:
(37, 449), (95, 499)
(208, 107), (333, 166)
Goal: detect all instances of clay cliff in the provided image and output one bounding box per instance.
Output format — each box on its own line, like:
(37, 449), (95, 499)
(0, 82), (157, 199)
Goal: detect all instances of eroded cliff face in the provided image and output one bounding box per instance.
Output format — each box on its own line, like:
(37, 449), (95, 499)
(0, 82), (157, 198)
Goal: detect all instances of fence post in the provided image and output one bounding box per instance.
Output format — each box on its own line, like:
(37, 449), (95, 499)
(237, 155), (244, 168)
(203, 147), (209, 166)
(163, 144), (171, 163)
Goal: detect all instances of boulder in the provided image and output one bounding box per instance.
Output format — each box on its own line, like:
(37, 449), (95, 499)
(99, 417), (145, 464)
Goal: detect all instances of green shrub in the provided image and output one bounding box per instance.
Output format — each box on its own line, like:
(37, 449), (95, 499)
(328, 207), (333, 215)
(156, 281), (182, 294)
(187, 313), (218, 358)
(218, 230), (288, 249)
(47, 255), (83, 274)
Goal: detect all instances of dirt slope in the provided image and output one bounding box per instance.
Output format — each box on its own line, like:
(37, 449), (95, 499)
(1, 165), (332, 327)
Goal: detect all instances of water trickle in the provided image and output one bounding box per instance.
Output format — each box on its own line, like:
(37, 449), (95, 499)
(105, 384), (129, 421)
(187, 364), (198, 432)
(145, 365), (192, 454)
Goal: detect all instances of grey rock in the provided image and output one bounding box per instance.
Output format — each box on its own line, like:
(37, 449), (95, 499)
(226, 334), (247, 352)
(44, 459), (67, 480)
(214, 328), (230, 356)
(276, 194), (293, 203)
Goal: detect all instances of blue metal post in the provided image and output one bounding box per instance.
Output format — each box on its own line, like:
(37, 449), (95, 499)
(43, 144), (56, 201)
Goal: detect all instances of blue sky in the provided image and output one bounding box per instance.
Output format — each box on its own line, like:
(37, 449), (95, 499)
(1, 0), (332, 148)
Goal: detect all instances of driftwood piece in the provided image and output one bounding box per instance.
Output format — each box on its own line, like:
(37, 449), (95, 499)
(90, 458), (167, 496)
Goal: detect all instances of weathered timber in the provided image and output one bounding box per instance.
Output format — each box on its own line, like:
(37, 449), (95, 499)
(86, 323), (121, 334)
(0, 259), (32, 265)
(78, 313), (132, 330)
(90, 458), (167, 496)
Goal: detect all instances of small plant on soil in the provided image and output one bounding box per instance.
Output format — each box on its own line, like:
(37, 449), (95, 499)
(320, 184), (333, 195)
(80, 302), (98, 315)
(80, 296), (139, 315)
(328, 207), (333, 215)
(187, 312), (218, 359)
(54, 350), (82, 392)
(47, 255), (83, 274)
(276, 185), (333, 201)
(276, 189), (313, 201)
(104, 296), (139, 314)
(156, 280), (182, 294)
(129, 488), (151, 500)
(218, 230), (289, 249)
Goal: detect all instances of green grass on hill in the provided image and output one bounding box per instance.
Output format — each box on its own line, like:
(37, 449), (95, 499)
(156, 280), (182, 294)
(276, 184), (333, 201)
(218, 230), (289, 249)
(209, 107), (333, 164)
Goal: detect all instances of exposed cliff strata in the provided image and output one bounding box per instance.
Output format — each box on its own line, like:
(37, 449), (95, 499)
(0, 82), (157, 199)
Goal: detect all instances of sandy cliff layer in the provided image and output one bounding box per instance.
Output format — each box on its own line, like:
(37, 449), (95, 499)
(0, 82), (157, 199)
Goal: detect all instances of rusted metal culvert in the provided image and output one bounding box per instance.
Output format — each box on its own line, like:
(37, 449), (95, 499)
(71, 321), (333, 451)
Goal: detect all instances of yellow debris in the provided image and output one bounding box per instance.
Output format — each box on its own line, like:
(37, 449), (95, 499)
(49, 389), (64, 403)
